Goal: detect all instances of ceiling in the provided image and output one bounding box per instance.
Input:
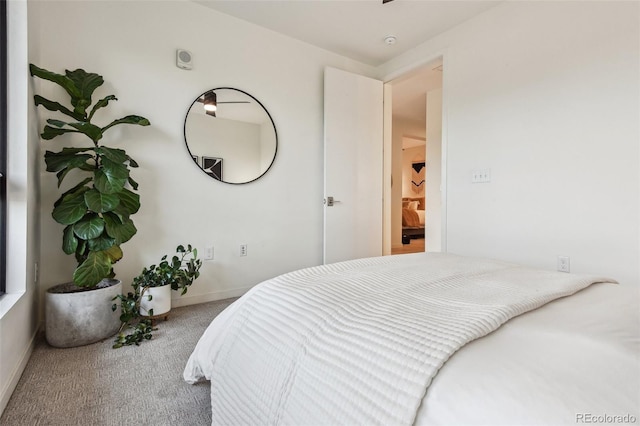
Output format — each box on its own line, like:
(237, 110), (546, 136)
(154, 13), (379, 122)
(391, 58), (443, 123)
(194, 0), (501, 66)
(190, 89), (271, 125)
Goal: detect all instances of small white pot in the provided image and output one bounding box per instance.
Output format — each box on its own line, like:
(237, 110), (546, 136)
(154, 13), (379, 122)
(139, 284), (172, 317)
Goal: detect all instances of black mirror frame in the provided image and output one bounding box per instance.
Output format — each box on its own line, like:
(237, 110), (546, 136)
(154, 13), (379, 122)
(183, 87), (278, 185)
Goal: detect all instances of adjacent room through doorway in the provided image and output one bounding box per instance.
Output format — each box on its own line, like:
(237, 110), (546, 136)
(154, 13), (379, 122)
(388, 58), (443, 255)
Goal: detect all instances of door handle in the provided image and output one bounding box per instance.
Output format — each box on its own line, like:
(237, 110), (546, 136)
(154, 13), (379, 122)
(324, 196), (341, 207)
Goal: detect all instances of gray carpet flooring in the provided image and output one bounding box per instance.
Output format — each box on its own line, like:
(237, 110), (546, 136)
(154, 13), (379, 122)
(1, 298), (235, 426)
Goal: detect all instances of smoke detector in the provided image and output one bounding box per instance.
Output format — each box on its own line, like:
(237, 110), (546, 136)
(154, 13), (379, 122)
(384, 35), (397, 45)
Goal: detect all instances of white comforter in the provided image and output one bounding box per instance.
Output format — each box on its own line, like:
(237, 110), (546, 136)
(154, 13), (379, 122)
(184, 253), (639, 425)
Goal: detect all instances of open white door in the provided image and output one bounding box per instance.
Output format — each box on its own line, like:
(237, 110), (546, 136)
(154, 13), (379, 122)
(323, 67), (383, 264)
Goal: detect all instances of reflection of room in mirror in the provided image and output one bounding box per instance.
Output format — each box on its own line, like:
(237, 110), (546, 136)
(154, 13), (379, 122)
(202, 157), (223, 181)
(184, 88), (277, 184)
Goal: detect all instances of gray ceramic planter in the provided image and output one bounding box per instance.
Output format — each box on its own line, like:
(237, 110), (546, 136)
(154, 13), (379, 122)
(45, 279), (122, 348)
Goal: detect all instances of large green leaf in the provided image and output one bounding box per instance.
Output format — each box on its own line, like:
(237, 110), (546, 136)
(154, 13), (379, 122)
(88, 95), (117, 121)
(54, 184), (90, 208)
(104, 245), (123, 263)
(45, 119), (104, 143)
(29, 64), (81, 102)
(87, 232), (116, 251)
(41, 125), (80, 140)
(52, 192), (87, 225)
(75, 239), (88, 264)
(127, 176), (139, 190)
(67, 122), (103, 142)
(65, 69), (103, 97)
(112, 188), (140, 217)
(46, 150), (94, 187)
(102, 211), (122, 226)
(103, 213), (137, 244)
(117, 218), (136, 245)
(44, 149), (93, 173)
(62, 225), (79, 255)
(65, 68), (104, 117)
(34, 95), (84, 121)
(58, 147), (94, 154)
(102, 115), (150, 133)
(53, 178), (91, 207)
(96, 146), (128, 164)
(73, 250), (111, 287)
(73, 214), (105, 240)
(84, 189), (120, 213)
(55, 161), (94, 187)
(46, 119), (69, 128)
(94, 169), (127, 194)
(100, 157), (129, 179)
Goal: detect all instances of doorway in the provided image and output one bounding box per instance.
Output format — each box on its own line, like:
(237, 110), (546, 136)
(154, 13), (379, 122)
(386, 59), (443, 255)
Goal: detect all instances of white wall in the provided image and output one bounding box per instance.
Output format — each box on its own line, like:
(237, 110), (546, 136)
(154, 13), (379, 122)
(401, 145), (425, 198)
(425, 88), (442, 252)
(28, 0), (375, 309)
(380, 1), (640, 285)
(0, 0), (41, 415)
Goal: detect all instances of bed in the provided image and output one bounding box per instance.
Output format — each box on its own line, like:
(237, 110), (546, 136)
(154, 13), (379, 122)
(184, 253), (639, 425)
(402, 197), (425, 240)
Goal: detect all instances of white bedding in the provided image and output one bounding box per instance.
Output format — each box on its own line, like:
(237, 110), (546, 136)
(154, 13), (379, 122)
(184, 253), (639, 425)
(416, 209), (425, 226)
(416, 279), (639, 425)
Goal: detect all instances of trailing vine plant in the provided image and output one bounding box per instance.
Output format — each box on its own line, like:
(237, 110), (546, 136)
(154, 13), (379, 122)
(111, 245), (202, 348)
(111, 287), (155, 348)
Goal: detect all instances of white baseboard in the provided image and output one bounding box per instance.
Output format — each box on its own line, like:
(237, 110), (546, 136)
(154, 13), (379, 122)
(0, 328), (38, 417)
(171, 286), (252, 308)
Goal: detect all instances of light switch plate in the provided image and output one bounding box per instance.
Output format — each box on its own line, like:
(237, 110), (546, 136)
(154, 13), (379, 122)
(472, 169), (491, 183)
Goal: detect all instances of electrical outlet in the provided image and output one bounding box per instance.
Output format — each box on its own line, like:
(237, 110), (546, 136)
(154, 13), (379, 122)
(240, 244), (248, 257)
(204, 246), (214, 260)
(557, 256), (570, 273)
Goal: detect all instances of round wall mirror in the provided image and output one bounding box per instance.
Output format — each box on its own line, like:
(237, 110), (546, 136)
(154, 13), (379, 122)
(184, 88), (277, 184)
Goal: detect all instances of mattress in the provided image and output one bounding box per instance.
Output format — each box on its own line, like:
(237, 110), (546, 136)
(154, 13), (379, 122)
(184, 253), (639, 425)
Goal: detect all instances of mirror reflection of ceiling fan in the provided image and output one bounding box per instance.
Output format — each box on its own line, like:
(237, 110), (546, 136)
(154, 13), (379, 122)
(197, 91), (250, 117)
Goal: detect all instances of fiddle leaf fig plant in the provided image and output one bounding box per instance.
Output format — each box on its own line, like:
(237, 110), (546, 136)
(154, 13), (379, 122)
(30, 64), (150, 287)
